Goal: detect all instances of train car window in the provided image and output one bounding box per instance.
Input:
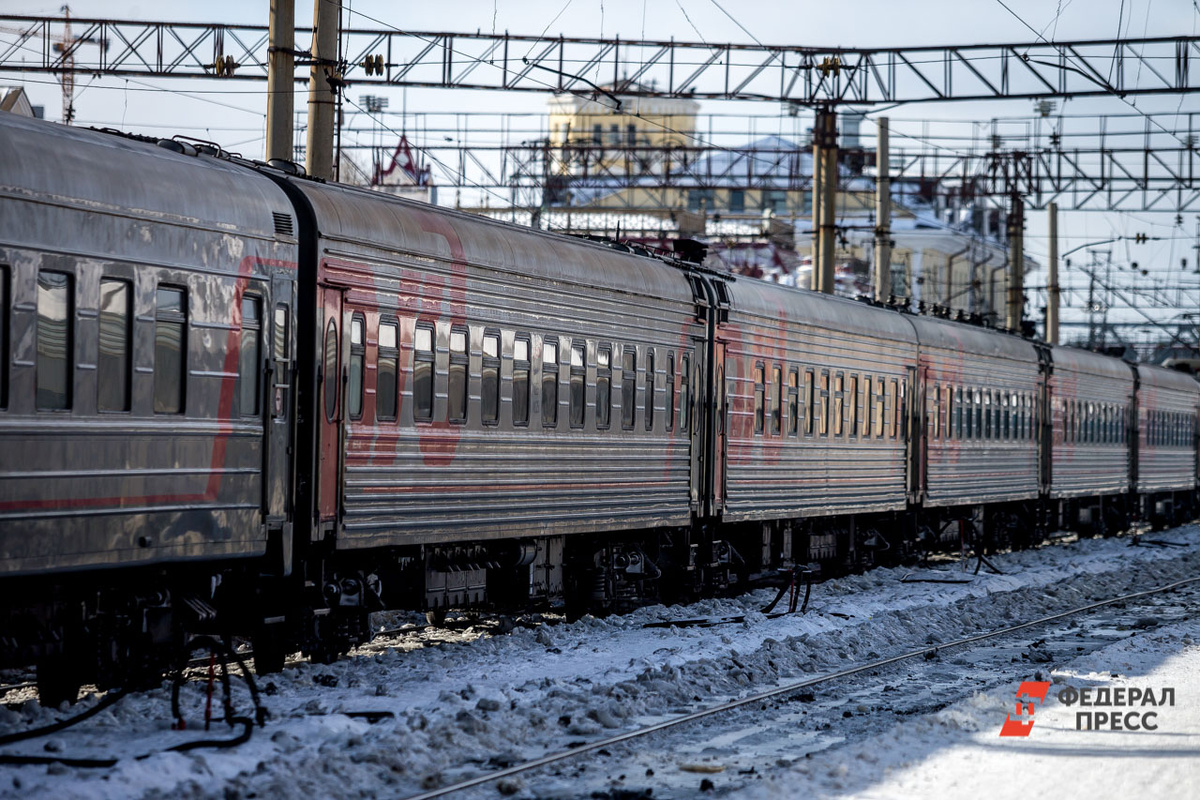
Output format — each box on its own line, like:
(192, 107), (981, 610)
(789, 368), (800, 437)
(678, 353), (690, 433)
(667, 352), (676, 432)
(622, 348), (637, 430)
(597, 346), (612, 429)
(931, 382), (940, 439)
(833, 372), (844, 437)
(1000, 392), (1008, 438)
(645, 350), (655, 431)
(154, 285), (186, 414)
(36, 271), (73, 410)
(944, 385), (954, 440)
(753, 363), (765, 435)
(818, 370), (830, 436)
(378, 320), (399, 422)
(98, 278), (131, 412)
(874, 379), (885, 438)
(847, 374), (858, 438)
(772, 365), (783, 435)
(883, 379), (895, 439)
(413, 323), (435, 422)
(323, 319), (338, 422)
(973, 389), (983, 440)
(274, 305), (289, 361)
(898, 379), (908, 440)
(985, 391), (994, 439)
(449, 327), (468, 424)
(0, 266), (6, 409)
(953, 387), (962, 439)
(570, 342), (586, 429)
(348, 314), (365, 420)
(805, 368), (816, 436)
(481, 332), (500, 425)
(513, 336), (530, 426)
(964, 389), (974, 439)
(239, 296), (262, 417)
(542, 339), (559, 428)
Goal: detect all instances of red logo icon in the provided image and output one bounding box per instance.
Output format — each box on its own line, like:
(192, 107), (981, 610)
(1000, 681), (1053, 737)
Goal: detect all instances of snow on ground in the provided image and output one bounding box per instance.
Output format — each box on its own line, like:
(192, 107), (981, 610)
(744, 616), (1200, 800)
(1, 528), (1198, 799)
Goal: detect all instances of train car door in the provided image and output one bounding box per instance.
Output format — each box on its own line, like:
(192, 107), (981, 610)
(265, 274), (294, 523)
(906, 365), (924, 501)
(316, 286), (344, 530)
(686, 343), (703, 509)
(711, 340), (728, 516)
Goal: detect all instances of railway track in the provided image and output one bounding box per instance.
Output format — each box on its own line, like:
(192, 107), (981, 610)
(402, 572), (1200, 800)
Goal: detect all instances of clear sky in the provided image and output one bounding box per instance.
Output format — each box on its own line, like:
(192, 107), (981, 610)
(2, 0), (1199, 342)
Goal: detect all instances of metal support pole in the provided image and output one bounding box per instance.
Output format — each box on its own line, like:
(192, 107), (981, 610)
(1047, 201), (1060, 344)
(874, 117), (891, 302)
(266, 0), (295, 164)
(811, 108), (838, 294)
(1006, 194), (1025, 331)
(305, 0), (340, 180)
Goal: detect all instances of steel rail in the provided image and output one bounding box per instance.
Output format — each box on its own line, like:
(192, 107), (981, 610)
(402, 571), (1200, 800)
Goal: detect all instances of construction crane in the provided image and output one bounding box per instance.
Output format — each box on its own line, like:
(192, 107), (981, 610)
(1, 6), (108, 124)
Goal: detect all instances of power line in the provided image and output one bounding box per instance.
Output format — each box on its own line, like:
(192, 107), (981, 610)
(990, 0), (1189, 148)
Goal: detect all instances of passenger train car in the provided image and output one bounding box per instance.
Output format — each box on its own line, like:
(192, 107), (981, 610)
(0, 112), (1196, 703)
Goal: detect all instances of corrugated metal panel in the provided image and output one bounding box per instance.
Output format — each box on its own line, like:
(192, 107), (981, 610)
(1137, 364), (1199, 493)
(911, 316), (1040, 507)
(1048, 347), (1134, 499)
(721, 282), (915, 520)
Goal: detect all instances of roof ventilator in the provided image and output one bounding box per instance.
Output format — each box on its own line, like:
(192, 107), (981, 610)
(272, 212), (294, 237)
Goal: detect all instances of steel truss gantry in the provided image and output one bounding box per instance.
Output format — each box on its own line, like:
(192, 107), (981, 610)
(1, 14), (1199, 106)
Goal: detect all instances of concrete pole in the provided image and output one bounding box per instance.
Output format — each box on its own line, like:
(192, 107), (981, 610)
(1046, 201), (1060, 345)
(265, 0), (295, 164)
(873, 117), (891, 302)
(305, 0), (340, 180)
(811, 108), (838, 294)
(810, 125), (824, 291)
(1005, 194), (1025, 331)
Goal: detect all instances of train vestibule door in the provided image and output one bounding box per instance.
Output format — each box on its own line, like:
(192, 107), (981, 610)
(264, 273), (294, 524)
(710, 340), (728, 516)
(316, 286), (344, 532)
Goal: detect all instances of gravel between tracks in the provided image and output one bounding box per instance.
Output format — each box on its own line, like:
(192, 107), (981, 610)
(2, 527), (1198, 799)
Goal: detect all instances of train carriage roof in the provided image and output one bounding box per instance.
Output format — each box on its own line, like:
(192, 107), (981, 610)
(0, 113), (292, 246)
(907, 313), (1039, 365)
(1051, 346), (1135, 384)
(1138, 361), (1200, 398)
(289, 179), (696, 304)
(724, 277), (918, 344)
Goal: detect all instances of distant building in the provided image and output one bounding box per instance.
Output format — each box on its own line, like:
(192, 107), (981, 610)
(0, 86), (43, 119)
(548, 83), (699, 179)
